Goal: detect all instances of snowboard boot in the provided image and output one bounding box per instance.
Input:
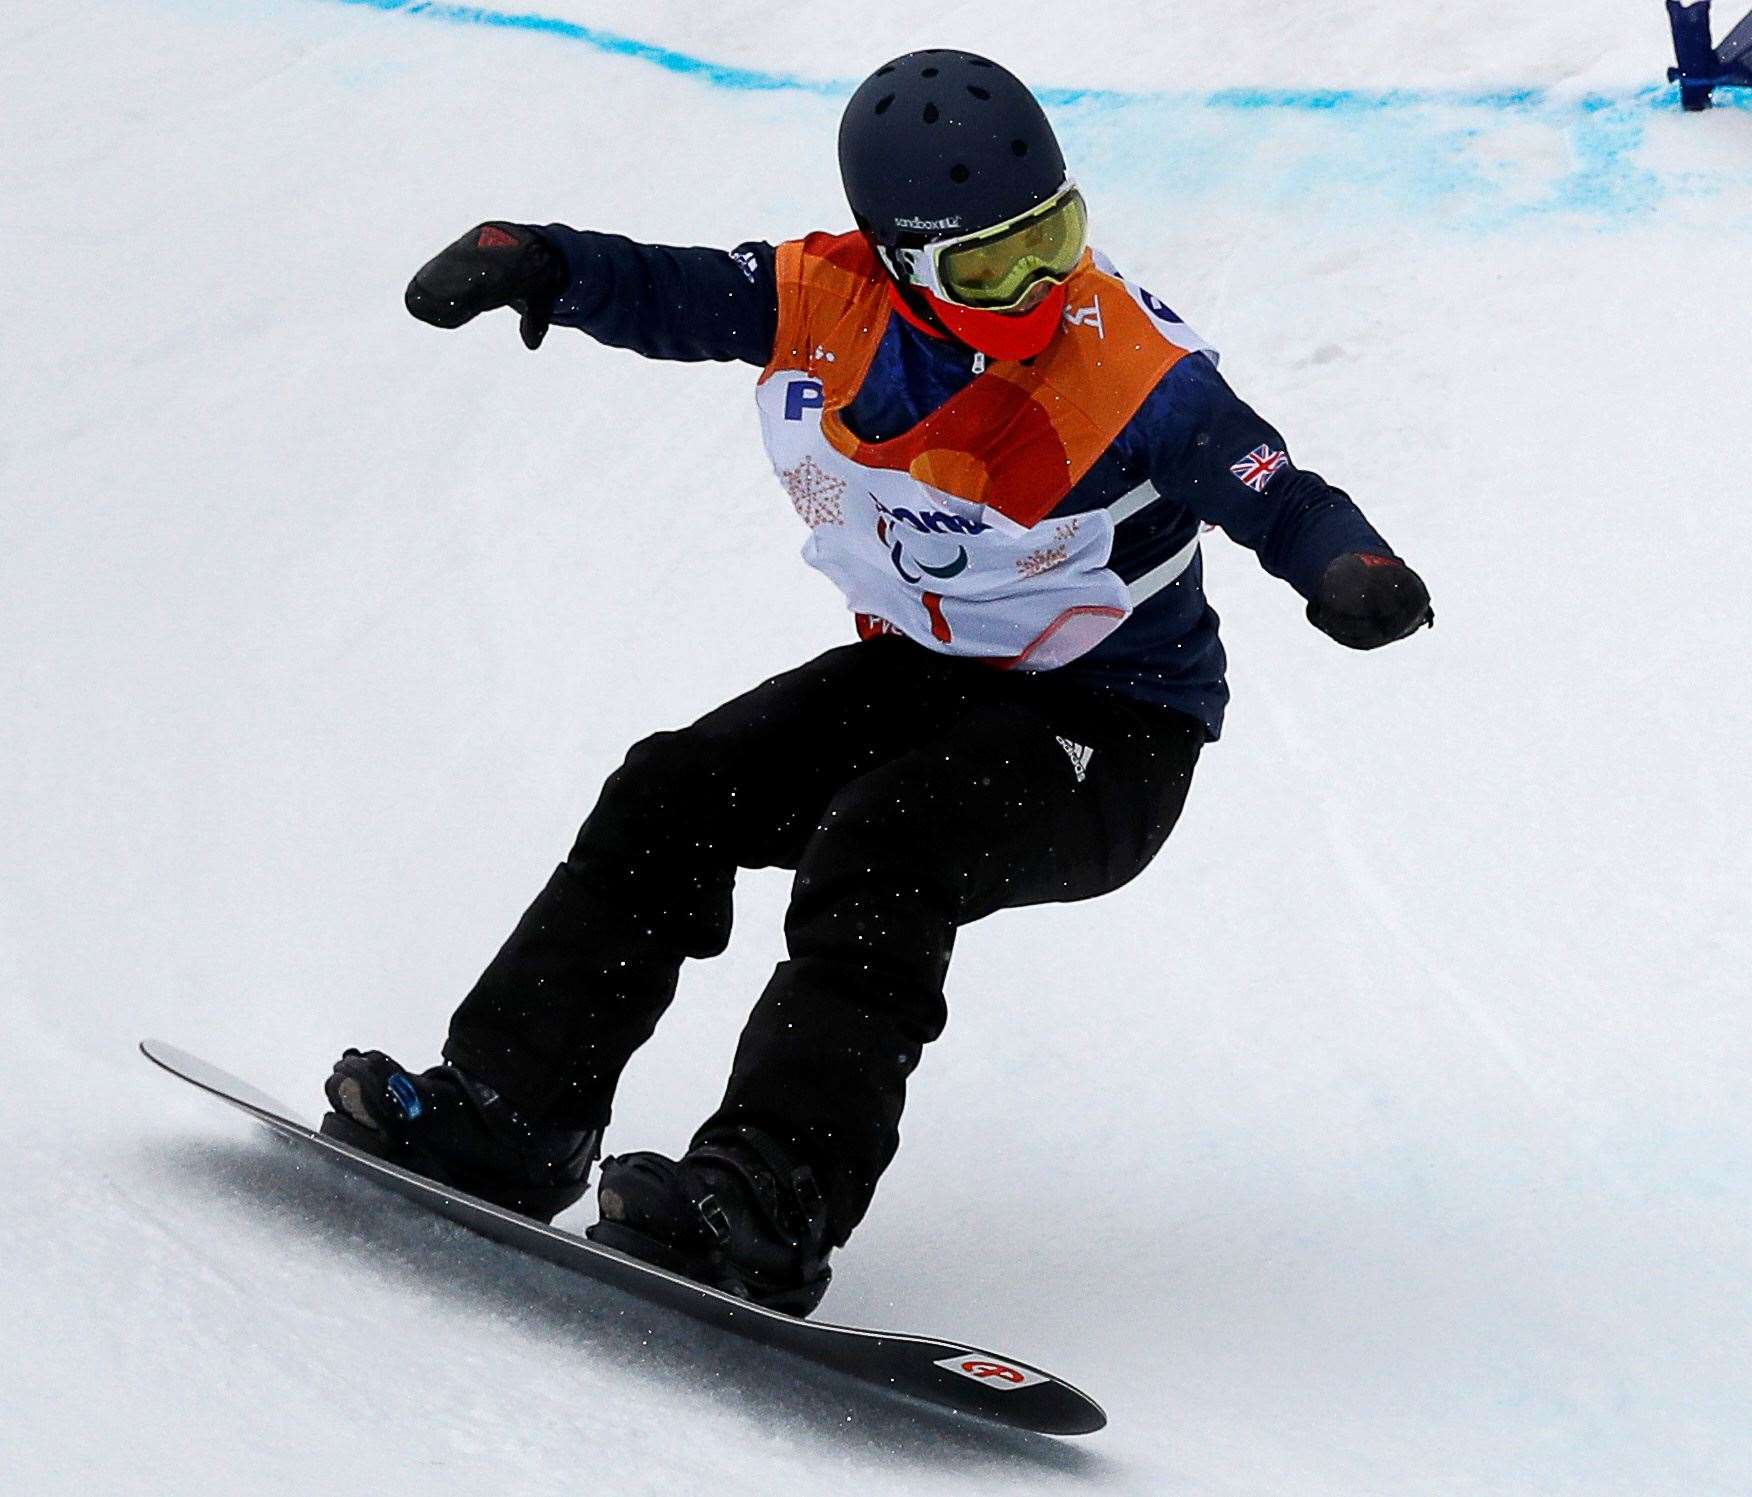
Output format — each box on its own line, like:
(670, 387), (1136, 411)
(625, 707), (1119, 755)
(588, 1126), (834, 1316)
(321, 1049), (599, 1222)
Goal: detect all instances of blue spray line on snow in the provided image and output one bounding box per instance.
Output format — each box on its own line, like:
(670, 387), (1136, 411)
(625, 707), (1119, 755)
(324, 0), (1752, 113)
(332, 0), (845, 92)
(325, 0), (1751, 223)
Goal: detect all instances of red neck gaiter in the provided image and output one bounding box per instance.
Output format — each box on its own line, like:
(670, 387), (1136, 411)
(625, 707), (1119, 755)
(883, 281), (1066, 362)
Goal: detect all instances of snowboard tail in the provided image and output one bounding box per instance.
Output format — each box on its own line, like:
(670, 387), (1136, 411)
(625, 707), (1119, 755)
(141, 1039), (1106, 1437)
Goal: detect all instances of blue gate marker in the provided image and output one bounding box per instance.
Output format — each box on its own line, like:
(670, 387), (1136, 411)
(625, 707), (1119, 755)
(1668, 2), (1752, 108)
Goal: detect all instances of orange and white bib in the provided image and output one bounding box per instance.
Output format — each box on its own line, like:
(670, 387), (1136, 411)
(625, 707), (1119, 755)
(757, 232), (1204, 669)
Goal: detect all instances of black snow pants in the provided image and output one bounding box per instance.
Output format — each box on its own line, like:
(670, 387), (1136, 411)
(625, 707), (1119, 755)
(443, 636), (1202, 1241)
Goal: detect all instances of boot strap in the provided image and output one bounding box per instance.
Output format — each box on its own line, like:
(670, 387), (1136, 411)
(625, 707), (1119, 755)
(690, 1191), (733, 1248)
(690, 1127), (828, 1248)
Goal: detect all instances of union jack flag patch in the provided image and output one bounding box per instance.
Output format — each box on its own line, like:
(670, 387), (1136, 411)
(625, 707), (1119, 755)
(1230, 444), (1288, 492)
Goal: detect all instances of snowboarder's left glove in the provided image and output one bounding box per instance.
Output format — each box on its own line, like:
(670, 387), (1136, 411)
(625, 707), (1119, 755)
(404, 221), (565, 350)
(1306, 552), (1433, 650)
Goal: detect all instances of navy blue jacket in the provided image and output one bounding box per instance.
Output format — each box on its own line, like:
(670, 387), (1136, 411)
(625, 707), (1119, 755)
(541, 226), (1390, 738)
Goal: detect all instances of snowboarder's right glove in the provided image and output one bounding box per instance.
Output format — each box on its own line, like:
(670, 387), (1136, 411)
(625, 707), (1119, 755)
(404, 222), (566, 350)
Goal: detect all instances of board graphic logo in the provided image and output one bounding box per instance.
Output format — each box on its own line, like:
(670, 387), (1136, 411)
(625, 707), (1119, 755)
(933, 1353), (1049, 1390)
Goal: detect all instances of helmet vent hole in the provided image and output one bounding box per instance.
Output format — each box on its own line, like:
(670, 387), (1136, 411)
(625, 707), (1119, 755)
(1011, 138), (1029, 156)
(874, 93), (894, 115)
(949, 163), (970, 183)
(922, 66), (939, 78)
(967, 84), (991, 100)
(922, 102), (940, 124)
(965, 56), (994, 67)
(876, 65), (895, 75)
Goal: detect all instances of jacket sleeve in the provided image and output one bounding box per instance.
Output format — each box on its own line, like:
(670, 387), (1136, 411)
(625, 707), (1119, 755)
(1150, 353), (1392, 600)
(539, 225), (779, 367)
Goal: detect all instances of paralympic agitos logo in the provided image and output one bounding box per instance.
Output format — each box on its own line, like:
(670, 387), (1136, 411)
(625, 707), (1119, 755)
(872, 494), (990, 583)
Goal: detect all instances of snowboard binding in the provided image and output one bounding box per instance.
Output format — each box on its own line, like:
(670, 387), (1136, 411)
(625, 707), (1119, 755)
(321, 1049), (599, 1222)
(589, 1126), (834, 1317)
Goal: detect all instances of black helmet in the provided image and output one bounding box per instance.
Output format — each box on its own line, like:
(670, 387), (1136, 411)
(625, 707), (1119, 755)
(838, 51), (1067, 250)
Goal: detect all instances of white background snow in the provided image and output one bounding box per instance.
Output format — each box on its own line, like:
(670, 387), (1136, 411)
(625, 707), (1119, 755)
(3, 1), (1749, 1491)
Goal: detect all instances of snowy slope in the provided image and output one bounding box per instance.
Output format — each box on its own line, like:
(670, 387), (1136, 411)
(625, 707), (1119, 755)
(3, 1), (1750, 1492)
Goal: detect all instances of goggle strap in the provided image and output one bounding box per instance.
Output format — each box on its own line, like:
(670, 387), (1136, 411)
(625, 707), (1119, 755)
(926, 177), (1078, 257)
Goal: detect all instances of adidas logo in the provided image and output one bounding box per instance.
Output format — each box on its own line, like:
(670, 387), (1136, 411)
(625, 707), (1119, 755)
(1055, 736), (1094, 783)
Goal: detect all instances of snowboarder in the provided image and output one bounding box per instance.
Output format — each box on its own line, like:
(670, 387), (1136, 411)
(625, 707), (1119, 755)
(323, 51), (1432, 1317)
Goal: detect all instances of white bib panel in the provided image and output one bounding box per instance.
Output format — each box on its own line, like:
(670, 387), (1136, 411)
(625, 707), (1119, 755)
(758, 372), (1138, 670)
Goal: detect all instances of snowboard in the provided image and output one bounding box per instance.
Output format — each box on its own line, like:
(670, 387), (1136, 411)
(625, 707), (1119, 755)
(141, 1039), (1106, 1436)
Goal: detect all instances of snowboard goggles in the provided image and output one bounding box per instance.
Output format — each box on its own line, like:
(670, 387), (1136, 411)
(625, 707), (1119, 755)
(888, 181), (1089, 312)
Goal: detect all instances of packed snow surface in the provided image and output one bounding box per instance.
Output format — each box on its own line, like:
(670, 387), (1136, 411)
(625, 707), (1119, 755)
(4, 2), (1749, 1492)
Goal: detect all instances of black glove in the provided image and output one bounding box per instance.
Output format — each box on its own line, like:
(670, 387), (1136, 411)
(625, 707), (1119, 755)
(1306, 551), (1433, 650)
(404, 222), (565, 350)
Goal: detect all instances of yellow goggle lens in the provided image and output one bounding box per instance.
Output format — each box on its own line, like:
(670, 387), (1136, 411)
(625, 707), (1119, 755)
(936, 190), (1088, 309)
